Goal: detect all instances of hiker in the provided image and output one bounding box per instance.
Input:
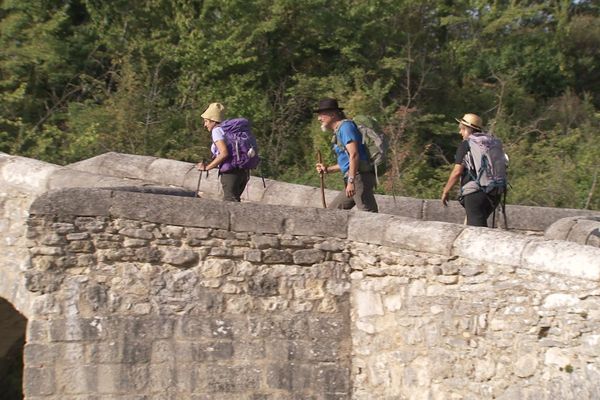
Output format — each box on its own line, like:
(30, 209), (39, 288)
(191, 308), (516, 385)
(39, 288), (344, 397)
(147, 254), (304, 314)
(314, 98), (378, 212)
(196, 102), (249, 202)
(441, 113), (503, 227)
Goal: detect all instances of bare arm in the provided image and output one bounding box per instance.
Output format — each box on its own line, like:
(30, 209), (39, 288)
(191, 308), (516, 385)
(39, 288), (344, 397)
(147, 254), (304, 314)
(441, 164), (464, 206)
(197, 140), (229, 171)
(345, 141), (359, 197)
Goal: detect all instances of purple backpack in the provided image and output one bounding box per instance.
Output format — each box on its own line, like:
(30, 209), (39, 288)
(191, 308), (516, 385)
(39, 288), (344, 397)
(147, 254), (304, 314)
(216, 118), (260, 172)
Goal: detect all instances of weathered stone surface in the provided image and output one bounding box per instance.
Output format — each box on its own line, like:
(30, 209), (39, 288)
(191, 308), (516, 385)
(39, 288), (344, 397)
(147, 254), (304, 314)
(453, 227), (537, 267)
(292, 249), (325, 265)
(384, 220), (465, 256)
(161, 248), (199, 267)
(523, 240), (600, 280)
(4, 152), (600, 400)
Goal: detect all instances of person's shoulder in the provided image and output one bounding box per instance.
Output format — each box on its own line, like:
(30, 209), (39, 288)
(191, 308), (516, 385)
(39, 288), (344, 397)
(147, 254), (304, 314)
(340, 120), (359, 134)
(213, 126), (225, 139)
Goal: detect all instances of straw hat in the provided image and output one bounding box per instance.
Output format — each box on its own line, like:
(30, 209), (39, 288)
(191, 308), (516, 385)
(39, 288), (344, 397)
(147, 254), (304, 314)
(201, 103), (226, 122)
(313, 98), (344, 113)
(455, 113), (483, 131)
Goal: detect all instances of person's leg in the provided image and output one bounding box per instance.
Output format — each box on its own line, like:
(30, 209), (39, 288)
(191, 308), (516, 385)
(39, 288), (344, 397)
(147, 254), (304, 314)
(327, 185), (355, 210)
(464, 191), (489, 227)
(220, 171), (240, 202)
(232, 169), (250, 201)
(353, 173), (378, 213)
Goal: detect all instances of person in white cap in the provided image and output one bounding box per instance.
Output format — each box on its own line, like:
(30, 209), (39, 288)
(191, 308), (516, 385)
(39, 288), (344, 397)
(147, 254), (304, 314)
(196, 102), (249, 201)
(441, 113), (501, 226)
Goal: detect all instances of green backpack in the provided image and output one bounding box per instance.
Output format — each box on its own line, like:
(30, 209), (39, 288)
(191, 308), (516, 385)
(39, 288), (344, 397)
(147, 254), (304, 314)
(335, 116), (389, 182)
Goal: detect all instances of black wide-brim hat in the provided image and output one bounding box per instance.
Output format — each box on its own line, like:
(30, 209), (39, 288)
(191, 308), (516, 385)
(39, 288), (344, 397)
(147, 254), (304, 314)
(313, 98), (344, 113)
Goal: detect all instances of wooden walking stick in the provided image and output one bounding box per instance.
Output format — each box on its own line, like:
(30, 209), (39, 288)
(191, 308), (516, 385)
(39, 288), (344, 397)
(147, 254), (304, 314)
(317, 150), (327, 208)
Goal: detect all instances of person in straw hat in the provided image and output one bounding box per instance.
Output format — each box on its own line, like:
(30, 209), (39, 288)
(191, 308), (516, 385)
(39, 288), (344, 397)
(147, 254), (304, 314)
(441, 113), (501, 226)
(314, 98), (378, 212)
(196, 102), (249, 201)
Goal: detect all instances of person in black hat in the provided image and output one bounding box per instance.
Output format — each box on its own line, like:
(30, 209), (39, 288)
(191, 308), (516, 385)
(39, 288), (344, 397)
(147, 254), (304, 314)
(314, 98), (378, 212)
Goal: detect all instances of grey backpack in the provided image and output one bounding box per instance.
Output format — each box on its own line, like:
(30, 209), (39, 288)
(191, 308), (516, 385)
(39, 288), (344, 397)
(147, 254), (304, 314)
(461, 133), (508, 196)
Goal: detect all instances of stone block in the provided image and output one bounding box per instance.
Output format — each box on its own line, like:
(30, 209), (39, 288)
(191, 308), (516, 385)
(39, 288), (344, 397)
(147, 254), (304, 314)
(452, 228), (537, 267)
(544, 217), (578, 240)
(149, 363), (176, 392)
(123, 317), (176, 340)
(110, 191), (229, 229)
(262, 249), (293, 264)
(348, 213), (411, 245)
(383, 220), (465, 256)
(377, 195), (424, 219)
(230, 202), (348, 238)
(161, 248), (199, 267)
(315, 365), (351, 395)
(267, 363), (292, 391)
(49, 317), (104, 342)
(179, 317), (233, 339)
(56, 365), (98, 394)
(122, 339), (152, 363)
(27, 319), (49, 342)
(422, 199), (466, 224)
(569, 219), (600, 246)
(308, 315), (347, 339)
(293, 249), (325, 265)
(146, 157), (193, 187)
(251, 235), (280, 249)
(201, 259), (234, 278)
(24, 367), (55, 396)
(354, 290), (384, 318)
(522, 240), (600, 280)
(29, 188), (112, 217)
(205, 365), (262, 393)
(191, 341), (234, 361)
(248, 275), (280, 296)
(24, 343), (57, 367)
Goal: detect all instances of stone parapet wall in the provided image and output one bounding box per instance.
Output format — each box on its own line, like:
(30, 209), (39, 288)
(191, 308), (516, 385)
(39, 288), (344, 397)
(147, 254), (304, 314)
(68, 152), (600, 232)
(349, 244), (600, 399)
(24, 213), (352, 399)
(19, 187), (600, 399)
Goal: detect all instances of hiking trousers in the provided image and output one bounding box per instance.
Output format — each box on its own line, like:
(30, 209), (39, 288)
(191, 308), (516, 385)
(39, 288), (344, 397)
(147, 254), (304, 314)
(328, 172), (378, 213)
(220, 168), (249, 202)
(464, 190), (500, 227)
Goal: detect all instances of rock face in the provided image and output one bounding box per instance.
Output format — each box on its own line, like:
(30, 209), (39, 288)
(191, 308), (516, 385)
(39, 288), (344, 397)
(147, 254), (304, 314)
(2, 152), (600, 399)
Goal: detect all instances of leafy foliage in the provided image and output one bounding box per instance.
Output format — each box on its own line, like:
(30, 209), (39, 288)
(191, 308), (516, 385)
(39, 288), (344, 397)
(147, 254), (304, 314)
(1, 0), (598, 209)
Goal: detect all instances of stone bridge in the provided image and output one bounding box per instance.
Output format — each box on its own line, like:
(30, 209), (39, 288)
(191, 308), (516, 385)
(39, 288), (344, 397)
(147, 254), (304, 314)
(1, 151), (600, 399)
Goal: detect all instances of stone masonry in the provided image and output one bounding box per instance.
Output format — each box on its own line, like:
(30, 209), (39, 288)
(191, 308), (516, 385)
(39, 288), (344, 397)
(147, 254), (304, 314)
(2, 152), (600, 399)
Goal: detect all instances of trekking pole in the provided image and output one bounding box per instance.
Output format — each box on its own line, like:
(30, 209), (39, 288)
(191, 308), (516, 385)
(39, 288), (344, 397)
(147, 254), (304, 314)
(501, 190), (509, 229)
(196, 159), (206, 197)
(317, 150), (327, 208)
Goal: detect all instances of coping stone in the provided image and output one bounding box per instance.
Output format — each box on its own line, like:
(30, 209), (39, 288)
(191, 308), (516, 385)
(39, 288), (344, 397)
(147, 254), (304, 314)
(0, 155), (61, 195)
(229, 202), (347, 238)
(348, 212), (413, 245)
(110, 191), (228, 229)
(568, 219), (600, 246)
(545, 217), (579, 241)
(383, 220), (465, 256)
(68, 152), (157, 180)
(422, 199), (465, 224)
(453, 227), (539, 267)
(29, 188), (112, 217)
(147, 158), (197, 188)
(377, 196), (425, 220)
(522, 240), (600, 281)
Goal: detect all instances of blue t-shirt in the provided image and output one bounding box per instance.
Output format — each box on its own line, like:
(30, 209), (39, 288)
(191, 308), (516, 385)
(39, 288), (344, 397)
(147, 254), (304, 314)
(333, 120), (369, 175)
